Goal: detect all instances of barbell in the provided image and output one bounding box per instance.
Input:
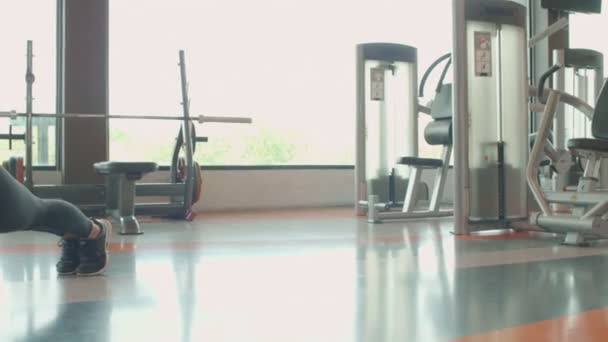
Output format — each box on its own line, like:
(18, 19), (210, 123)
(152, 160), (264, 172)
(0, 110), (253, 124)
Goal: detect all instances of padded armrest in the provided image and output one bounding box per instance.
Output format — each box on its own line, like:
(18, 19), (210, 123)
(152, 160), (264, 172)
(398, 157), (443, 169)
(94, 161), (158, 178)
(567, 138), (608, 153)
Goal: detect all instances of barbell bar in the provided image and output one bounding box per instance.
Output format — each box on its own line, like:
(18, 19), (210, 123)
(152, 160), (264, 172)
(0, 110), (253, 124)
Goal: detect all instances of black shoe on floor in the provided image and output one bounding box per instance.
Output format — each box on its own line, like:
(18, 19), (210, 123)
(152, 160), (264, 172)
(77, 219), (112, 276)
(56, 239), (80, 275)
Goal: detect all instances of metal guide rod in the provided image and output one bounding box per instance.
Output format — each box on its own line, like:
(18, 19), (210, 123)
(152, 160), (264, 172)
(496, 26), (504, 143)
(496, 26), (505, 221)
(25, 40), (34, 189)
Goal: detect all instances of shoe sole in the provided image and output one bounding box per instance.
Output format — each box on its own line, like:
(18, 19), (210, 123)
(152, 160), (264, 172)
(77, 219), (112, 277)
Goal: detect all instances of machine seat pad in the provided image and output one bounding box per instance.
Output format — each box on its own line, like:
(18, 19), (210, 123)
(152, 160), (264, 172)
(398, 157), (443, 169)
(94, 161), (158, 176)
(567, 138), (608, 153)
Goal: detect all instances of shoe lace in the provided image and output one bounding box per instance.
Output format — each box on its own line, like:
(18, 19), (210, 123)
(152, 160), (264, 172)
(58, 239), (79, 258)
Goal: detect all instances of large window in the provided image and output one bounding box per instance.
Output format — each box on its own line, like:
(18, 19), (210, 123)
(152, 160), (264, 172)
(570, 3), (608, 68)
(0, 2), (57, 167)
(568, 3), (607, 139)
(110, 0), (452, 166)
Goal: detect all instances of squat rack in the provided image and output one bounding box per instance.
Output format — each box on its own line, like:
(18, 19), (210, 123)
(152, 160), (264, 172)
(0, 40), (252, 220)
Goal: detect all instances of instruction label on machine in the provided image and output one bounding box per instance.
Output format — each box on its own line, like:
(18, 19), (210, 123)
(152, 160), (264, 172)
(474, 32), (492, 77)
(370, 67), (385, 101)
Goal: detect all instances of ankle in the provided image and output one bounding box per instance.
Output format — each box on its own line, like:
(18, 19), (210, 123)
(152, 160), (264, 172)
(87, 221), (102, 240)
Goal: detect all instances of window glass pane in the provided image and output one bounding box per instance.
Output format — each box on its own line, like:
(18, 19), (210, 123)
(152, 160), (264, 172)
(0, 2), (57, 167)
(568, 4), (606, 140)
(109, 0), (452, 165)
(570, 2), (608, 67)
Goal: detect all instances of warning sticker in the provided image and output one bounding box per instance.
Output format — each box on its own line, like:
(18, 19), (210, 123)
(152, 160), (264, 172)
(370, 67), (385, 101)
(475, 32), (492, 77)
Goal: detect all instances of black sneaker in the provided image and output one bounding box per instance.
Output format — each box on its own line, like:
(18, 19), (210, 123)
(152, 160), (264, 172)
(56, 239), (80, 275)
(77, 219), (112, 276)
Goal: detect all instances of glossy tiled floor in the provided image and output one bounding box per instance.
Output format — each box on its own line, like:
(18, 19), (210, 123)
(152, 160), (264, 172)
(2, 208), (608, 341)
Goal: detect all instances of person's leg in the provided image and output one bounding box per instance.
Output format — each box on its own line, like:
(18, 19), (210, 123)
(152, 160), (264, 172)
(33, 199), (97, 238)
(0, 167), (112, 275)
(0, 167), (45, 233)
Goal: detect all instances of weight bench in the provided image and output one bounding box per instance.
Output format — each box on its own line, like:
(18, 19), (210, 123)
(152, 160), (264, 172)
(94, 161), (158, 235)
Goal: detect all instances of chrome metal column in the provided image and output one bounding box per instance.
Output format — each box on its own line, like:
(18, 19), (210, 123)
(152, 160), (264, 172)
(451, 0), (470, 234)
(355, 46), (367, 215)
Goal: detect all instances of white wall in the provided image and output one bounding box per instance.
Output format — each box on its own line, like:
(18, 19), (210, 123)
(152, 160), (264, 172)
(34, 168), (455, 212)
(192, 169), (355, 212)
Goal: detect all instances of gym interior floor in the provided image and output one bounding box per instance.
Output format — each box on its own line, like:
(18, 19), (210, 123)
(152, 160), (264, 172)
(1, 208), (607, 341)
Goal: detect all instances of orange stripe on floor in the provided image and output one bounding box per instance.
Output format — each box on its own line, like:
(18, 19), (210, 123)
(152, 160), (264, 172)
(453, 307), (608, 342)
(0, 244), (59, 254)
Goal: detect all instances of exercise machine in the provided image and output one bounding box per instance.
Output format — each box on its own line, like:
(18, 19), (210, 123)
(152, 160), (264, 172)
(532, 49), (604, 208)
(451, 0), (607, 244)
(528, 66), (608, 246)
(451, 0), (529, 234)
(0, 41), (252, 234)
(355, 43), (454, 222)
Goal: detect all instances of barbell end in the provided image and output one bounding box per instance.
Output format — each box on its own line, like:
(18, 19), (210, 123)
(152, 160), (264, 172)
(197, 115), (253, 124)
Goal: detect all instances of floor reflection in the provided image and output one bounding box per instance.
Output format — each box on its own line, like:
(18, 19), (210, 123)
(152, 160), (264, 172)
(358, 220), (458, 342)
(1, 211), (608, 341)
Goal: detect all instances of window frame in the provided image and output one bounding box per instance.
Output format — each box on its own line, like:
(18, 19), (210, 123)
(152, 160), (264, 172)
(51, 0), (64, 171)
(0, 2), (61, 170)
(27, 0), (63, 171)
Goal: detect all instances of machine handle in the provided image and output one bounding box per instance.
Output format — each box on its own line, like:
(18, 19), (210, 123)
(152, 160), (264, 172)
(198, 115), (253, 124)
(419, 53), (452, 98)
(537, 64), (562, 104)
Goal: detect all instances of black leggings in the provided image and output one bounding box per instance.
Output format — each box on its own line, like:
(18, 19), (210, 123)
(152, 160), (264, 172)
(0, 167), (92, 238)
